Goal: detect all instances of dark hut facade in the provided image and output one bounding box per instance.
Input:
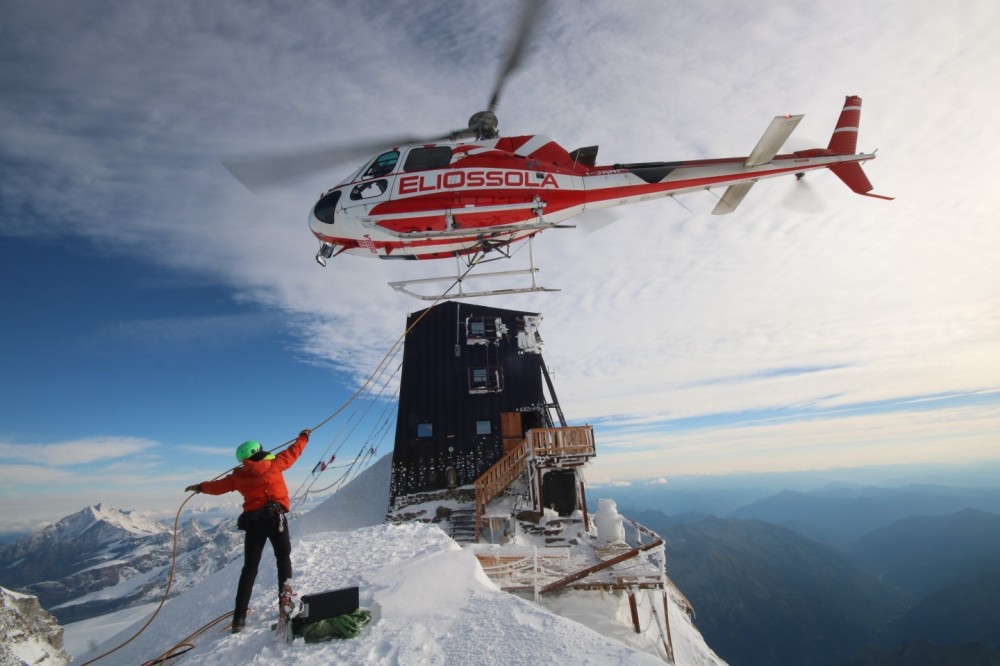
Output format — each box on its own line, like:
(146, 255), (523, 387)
(390, 301), (558, 499)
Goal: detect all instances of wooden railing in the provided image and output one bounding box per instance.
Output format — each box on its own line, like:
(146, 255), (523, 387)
(528, 426), (595, 458)
(473, 426), (596, 542)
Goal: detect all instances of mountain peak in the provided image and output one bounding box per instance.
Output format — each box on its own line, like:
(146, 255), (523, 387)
(68, 504), (164, 538)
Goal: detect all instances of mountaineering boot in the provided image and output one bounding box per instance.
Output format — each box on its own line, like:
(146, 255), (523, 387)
(232, 615), (245, 634)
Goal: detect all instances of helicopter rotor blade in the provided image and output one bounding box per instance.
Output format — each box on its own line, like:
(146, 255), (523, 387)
(223, 1), (548, 191)
(221, 129), (472, 192)
(486, 0), (547, 114)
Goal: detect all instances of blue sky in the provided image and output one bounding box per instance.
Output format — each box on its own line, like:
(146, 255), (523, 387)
(2, 0), (999, 531)
(0, 236), (349, 445)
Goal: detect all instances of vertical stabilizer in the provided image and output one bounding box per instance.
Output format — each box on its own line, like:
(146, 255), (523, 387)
(827, 95), (863, 155)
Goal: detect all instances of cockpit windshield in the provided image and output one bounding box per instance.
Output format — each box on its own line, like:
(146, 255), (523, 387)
(362, 150), (399, 179)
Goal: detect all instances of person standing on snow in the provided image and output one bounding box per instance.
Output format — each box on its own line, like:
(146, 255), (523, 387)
(185, 429), (310, 634)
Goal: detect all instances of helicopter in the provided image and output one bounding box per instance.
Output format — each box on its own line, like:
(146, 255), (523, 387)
(224, 2), (891, 300)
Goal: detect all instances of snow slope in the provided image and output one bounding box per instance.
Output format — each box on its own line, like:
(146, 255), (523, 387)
(73, 455), (724, 664)
(75, 523), (667, 665)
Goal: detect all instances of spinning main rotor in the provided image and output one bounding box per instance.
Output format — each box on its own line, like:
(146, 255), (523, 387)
(223, 1), (547, 192)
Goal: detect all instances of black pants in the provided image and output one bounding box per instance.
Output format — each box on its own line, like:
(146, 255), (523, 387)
(234, 513), (291, 621)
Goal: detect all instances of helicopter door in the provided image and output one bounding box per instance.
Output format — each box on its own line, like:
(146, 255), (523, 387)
(344, 149), (399, 209)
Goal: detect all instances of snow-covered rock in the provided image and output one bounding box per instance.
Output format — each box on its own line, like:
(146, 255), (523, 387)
(0, 586), (70, 666)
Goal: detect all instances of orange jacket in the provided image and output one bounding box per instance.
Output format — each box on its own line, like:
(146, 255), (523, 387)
(199, 433), (308, 513)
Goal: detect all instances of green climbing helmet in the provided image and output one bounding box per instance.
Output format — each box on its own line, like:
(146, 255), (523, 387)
(235, 440), (262, 462)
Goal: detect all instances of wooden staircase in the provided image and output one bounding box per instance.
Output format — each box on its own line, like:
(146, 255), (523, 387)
(474, 426), (596, 542)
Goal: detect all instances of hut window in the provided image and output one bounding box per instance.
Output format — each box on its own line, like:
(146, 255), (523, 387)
(469, 367), (503, 394)
(475, 420), (493, 435)
(466, 316), (507, 345)
(416, 422), (433, 438)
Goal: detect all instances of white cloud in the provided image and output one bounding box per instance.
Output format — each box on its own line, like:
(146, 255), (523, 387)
(0, 437), (154, 466)
(0, 464), (76, 486)
(587, 402), (1000, 481)
(176, 444), (238, 457)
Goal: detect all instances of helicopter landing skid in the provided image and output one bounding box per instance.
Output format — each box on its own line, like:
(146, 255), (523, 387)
(388, 238), (559, 301)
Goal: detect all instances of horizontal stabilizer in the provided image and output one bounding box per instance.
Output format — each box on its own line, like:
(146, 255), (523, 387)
(829, 162), (895, 200)
(745, 114), (803, 167)
(712, 182), (755, 215)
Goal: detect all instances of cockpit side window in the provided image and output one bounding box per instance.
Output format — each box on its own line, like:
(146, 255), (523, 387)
(362, 150), (399, 179)
(403, 146), (453, 172)
(350, 180), (388, 201)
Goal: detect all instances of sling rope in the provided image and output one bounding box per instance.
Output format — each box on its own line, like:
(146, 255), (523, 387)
(325, 394), (398, 491)
(82, 253), (489, 663)
(291, 372), (401, 508)
(288, 361), (402, 509)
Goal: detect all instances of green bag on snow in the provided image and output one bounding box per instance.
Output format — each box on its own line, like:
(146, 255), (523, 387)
(299, 609), (372, 643)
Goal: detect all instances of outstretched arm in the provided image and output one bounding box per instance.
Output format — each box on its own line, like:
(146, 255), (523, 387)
(273, 429), (310, 472)
(197, 473), (238, 496)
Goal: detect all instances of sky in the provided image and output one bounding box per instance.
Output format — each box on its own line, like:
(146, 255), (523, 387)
(2, 0), (999, 532)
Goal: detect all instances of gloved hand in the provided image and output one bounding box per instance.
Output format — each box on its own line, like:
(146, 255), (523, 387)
(299, 429), (311, 439)
(185, 484), (202, 493)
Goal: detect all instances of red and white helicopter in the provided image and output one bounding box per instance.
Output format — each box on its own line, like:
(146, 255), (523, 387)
(225, 3), (890, 299)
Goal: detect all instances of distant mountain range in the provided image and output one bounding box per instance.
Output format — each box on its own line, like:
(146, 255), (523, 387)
(622, 484), (1000, 666)
(847, 508), (1000, 597)
(0, 503), (241, 624)
(656, 515), (909, 666)
(730, 484), (1000, 544)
